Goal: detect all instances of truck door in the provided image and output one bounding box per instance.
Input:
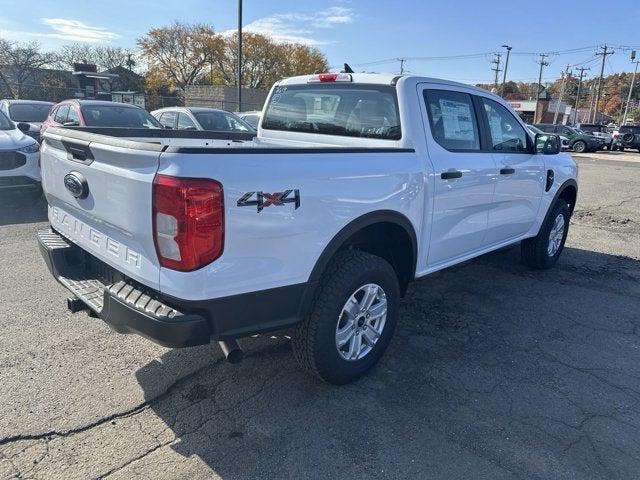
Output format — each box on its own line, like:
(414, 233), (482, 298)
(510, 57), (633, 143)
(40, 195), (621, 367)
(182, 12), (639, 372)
(478, 97), (545, 244)
(419, 85), (497, 266)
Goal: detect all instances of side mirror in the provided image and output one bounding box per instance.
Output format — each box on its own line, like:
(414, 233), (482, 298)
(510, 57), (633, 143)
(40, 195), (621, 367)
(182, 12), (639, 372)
(17, 122), (30, 133)
(535, 133), (561, 155)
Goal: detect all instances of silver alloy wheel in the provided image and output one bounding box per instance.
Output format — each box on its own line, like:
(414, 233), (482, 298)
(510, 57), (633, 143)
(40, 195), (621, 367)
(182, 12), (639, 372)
(547, 213), (566, 257)
(335, 283), (387, 361)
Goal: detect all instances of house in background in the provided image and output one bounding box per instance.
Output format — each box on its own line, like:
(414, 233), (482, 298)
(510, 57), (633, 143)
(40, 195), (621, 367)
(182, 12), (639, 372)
(72, 63), (119, 100)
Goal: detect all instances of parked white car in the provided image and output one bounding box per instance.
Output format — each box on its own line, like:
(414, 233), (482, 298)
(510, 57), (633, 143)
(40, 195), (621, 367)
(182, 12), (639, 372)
(0, 109), (41, 193)
(0, 99), (53, 142)
(151, 107), (255, 132)
(38, 73), (577, 384)
(237, 110), (262, 129)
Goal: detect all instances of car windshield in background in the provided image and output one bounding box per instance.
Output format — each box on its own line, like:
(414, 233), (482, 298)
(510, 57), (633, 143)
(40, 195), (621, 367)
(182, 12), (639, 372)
(262, 84), (401, 140)
(580, 125), (606, 133)
(0, 110), (12, 130)
(80, 105), (162, 128)
(194, 111), (253, 132)
(9, 103), (51, 122)
(620, 126), (640, 134)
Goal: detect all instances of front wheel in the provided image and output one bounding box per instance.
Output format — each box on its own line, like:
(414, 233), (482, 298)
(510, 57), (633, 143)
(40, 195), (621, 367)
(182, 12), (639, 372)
(572, 140), (587, 153)
(292, 250), (400, 385)
(521, 199), (570, 269)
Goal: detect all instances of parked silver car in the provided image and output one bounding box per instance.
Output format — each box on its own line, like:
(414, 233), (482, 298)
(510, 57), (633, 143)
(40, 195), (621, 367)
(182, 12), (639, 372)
(151, 107), (255, 132)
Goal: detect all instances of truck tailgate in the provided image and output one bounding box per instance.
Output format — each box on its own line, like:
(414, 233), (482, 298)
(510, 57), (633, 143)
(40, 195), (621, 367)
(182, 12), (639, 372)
(40, 128), (163, 290)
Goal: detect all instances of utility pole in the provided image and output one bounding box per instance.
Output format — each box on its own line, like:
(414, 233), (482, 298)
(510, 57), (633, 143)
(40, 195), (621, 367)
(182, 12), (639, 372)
(491, 53), (502, 89)
(587, 82), (596, 122)
(592, 45), (614, 122)
(534, 53), (549, 123)
(622, 50), (639, 125)
(553, 65), (571, 124)
(237, 0), (243, 112)
(572, 66), (590, 124)
(398, 58), (406, 74)
(500, 45), (512, 96)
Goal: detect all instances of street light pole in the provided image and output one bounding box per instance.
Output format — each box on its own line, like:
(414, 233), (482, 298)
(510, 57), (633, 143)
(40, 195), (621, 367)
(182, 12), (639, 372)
(500, 44), (512, 96)
(237, 0), (243, 112)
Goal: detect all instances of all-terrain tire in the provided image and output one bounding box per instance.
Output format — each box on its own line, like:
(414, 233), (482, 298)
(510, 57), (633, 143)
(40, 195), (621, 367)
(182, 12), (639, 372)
(521, 199), (570, 269)
(292, 250), (400, 385)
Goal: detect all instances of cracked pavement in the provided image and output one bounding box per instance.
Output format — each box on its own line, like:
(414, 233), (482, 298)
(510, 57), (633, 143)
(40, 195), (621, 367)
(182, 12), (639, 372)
(1, 152), (639, 479)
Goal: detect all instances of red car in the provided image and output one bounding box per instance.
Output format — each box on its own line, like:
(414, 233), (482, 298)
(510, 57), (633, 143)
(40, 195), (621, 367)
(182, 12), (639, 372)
(40, 99), (162, 140)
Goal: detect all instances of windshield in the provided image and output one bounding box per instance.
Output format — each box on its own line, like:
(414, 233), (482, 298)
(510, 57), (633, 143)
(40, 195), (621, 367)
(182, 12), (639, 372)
(8, 103), (51, 123)
(620, 126), (640, 134)
(80, 105), (162, 128)
(262, 83), (401, 140)
(571, 128), (585, 135)
(194, 111), (254, 132)
(0, 110), (13, 130)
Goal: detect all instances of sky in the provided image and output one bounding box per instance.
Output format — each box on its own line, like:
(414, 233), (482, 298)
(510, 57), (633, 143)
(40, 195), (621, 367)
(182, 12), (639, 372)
(1, 0), (640, 85)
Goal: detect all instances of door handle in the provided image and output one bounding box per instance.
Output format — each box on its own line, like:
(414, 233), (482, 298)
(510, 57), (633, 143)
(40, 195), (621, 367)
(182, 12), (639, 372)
(441, 170), (462, 180)
(500, 168), (515, 175)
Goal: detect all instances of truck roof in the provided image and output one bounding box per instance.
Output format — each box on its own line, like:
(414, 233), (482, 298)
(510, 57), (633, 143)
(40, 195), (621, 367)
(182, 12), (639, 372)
(276, 73), (494, 97)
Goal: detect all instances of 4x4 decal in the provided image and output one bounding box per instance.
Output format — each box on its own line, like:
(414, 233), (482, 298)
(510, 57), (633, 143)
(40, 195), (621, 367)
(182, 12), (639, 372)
(237, 190), (301, 212)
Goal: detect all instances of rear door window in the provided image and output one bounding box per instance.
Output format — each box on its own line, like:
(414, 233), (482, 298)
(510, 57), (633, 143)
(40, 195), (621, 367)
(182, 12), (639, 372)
(423, 89), (480, 151)
(66, 107), (80, 125)
(177, 112), (197, 130)
(54, 105), (69, 124)
(159, 112), (177, 129)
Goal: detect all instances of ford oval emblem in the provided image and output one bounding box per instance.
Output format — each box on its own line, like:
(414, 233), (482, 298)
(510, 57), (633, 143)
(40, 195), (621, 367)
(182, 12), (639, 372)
(64, 172), (89, 199)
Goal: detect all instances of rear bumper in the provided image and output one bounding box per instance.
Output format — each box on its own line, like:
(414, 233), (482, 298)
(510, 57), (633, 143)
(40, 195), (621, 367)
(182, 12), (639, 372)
(38, 228), (311, 348)
(38, 229), (212, 348)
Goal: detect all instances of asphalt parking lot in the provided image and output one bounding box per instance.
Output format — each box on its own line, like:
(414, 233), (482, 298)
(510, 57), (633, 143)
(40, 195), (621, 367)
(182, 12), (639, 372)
(1, 151), (639, 480)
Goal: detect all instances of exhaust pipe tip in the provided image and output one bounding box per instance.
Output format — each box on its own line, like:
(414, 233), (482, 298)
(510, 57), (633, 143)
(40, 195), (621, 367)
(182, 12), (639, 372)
(218, 339), (243, 364)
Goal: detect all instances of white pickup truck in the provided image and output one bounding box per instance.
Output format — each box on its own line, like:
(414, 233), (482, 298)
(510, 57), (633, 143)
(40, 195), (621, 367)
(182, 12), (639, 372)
(38, 73), (578, 384)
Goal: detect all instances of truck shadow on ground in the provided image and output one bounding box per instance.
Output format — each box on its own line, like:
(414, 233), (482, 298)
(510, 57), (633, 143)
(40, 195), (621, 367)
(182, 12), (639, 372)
(134, 246), (640, 479)
(0, 191), (47, 226)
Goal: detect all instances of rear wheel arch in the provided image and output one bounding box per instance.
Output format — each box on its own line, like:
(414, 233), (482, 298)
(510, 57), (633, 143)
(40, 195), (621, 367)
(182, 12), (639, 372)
(302, 211), (417, 316)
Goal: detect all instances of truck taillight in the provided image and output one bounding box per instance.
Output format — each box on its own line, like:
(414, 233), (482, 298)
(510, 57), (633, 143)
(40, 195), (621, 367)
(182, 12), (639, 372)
(152, 175), (224, 272)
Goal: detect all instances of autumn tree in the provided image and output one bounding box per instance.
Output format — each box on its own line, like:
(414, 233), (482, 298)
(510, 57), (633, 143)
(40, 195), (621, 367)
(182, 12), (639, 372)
(137, 22), (220, 92)
(211, 32), (328, 89)
(0, 39), (56, 98)
(55, 44), (134, 71)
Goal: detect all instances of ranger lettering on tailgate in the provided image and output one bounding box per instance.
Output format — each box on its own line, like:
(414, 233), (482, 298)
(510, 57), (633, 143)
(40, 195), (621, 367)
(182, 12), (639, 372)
(50, 207), (142, 268)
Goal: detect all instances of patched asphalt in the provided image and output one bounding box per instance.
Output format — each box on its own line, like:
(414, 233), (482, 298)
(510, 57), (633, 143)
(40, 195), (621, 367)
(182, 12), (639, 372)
(1, 152), (639, 479)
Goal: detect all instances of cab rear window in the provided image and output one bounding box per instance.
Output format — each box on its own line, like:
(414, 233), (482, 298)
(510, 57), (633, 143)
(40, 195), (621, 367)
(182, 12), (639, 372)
(262, 84), (401, 140)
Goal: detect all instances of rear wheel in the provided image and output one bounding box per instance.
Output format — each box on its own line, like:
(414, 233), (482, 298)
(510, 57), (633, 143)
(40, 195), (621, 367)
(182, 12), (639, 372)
(521, 199), (570, 269)
(292, 250), (400, 385)
(572, 140), (587, 153)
